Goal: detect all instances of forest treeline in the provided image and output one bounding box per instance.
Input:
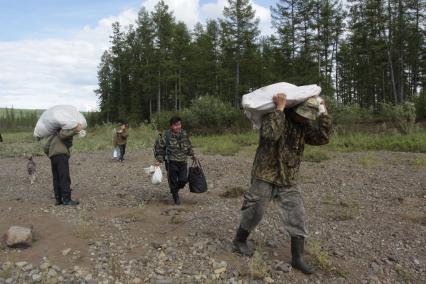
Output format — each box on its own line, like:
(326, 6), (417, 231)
(95, 0), (425, 123)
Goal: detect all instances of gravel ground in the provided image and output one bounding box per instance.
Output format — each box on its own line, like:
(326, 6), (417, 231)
(0, 149), (425, 283)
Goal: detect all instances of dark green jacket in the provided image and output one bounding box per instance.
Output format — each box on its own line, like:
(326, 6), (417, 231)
(155, 129), (194, 163)
(45, 129), (79, 158)
(251, 110), (332, 187)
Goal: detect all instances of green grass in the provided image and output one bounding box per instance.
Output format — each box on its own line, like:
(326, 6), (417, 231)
(1, 125), (426, 158)
(321, 194), (360, 221)
(220, 186), (246, 198)
(0, 131), (44, 157)
(329, 130), (426, 153)
(412, 157), (426, 167)
(0, 124), (157, 158)
(303, 147), (330, 162)
(356, 153), (382, 167)
(73, 123), (157, 153)
(307, 239), (348, 277)
(192, 132), (257, 156)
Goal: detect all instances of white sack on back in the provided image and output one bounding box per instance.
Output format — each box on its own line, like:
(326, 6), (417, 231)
(34, 105), (87, 138)
(242, 82), (321, 129)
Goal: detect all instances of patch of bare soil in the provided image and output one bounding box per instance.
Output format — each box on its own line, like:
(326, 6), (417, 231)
(0, 149), (425, 283)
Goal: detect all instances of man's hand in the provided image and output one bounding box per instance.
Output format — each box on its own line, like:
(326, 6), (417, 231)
(273, 93), (286, 112)
(75, 123), (82, 133)
(318, 97), (327, 115)
(155, 161), (161, 167)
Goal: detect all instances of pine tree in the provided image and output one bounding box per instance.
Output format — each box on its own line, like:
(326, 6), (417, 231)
(222, 0), (260, 107)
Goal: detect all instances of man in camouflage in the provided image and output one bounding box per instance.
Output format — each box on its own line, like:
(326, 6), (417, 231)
(232, 93), (332, 274)
(155, 116), (196, 205)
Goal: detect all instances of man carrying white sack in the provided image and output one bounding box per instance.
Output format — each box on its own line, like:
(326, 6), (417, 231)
(44, 123), (83, 206)
(232, 93), (332, 274)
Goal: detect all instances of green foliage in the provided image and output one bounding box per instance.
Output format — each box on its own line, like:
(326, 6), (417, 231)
(0, 107), (42, 130)
(153, 96), (251, 134)
(379, 102), (416, 134)
(414, 92), (426, 120)
(329, 104), (374, 126)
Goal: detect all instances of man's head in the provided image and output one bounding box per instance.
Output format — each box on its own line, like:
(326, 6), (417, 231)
(169, 116), (182, 133)
(294, 96), (321, 121)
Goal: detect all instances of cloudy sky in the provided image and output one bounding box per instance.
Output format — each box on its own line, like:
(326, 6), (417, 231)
(0, 0), (275, 111)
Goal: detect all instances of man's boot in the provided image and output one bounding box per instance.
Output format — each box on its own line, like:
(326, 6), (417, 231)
(172, 192), (181, 205)
(291, 236), (315, 274)
(62, 194), (79, 206)
(232, 227), (253, 256)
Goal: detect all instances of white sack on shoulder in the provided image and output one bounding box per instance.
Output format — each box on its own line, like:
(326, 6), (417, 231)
(151, 166), (162, 185)
(34, 105), (87, 138)
(242, 82), (321, 129)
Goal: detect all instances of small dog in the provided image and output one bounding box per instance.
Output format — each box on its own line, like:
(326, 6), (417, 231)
(27, 156), (37, 184)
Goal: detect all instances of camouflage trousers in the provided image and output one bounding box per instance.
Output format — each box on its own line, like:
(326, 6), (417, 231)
(238, 180), (308, 238)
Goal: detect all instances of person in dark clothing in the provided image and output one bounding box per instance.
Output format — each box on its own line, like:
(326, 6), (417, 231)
(45, 123), (82, 205)
(114, 122), (129, 162)
(0, 132), (3, 142)
(232, 94), (332, 274)
(154, 116), (196, 205)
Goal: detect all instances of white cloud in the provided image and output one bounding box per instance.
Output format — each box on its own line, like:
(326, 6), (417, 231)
(0, 8), (138, 111)
(0, 1), (273, 111)
(143, 0), (200, 26)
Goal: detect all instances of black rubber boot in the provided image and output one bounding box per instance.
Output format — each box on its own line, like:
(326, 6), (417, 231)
(291, 236), (315, 274)
(172, 192), (181, 205)
(232, 227), (253, 256)
(55, 199), (63, 206)
(62, 199), (80, 206)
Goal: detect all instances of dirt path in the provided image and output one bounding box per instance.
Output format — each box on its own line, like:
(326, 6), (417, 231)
(0, 149), (425, 283)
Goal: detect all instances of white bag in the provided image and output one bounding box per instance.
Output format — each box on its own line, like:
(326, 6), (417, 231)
(242, 82), (321, 129)
(143, 165), (156, 174)
(34, 105), (87, 138)
(112, 148), (119, 159)
(151, 166), (162, 185)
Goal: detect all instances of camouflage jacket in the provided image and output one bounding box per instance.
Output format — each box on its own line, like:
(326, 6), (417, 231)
(251, 110), (332, 187)
(45, 129), (79, 158)
(155, 129), (194, 163)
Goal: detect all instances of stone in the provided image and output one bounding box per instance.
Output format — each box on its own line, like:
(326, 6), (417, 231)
(32, 273), (42, 282)
(4, 226), (32, 247)
(274, 261), (291, 273)
(264, 276), (275, 283)
(62, 248), (71, 256)
(40, 261), (51, 270)
(47, 269), (58, 278)
(15, 261), (28, 267)
(214, 267), (226, 274)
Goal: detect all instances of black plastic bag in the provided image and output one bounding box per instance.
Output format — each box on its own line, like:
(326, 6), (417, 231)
(188, 160), (208, 193)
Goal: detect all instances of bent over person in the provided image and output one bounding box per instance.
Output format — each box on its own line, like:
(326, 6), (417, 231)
(232, 93), (332, 274)
(154, 116), (196, 205)
(45, 124), (82, 206)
